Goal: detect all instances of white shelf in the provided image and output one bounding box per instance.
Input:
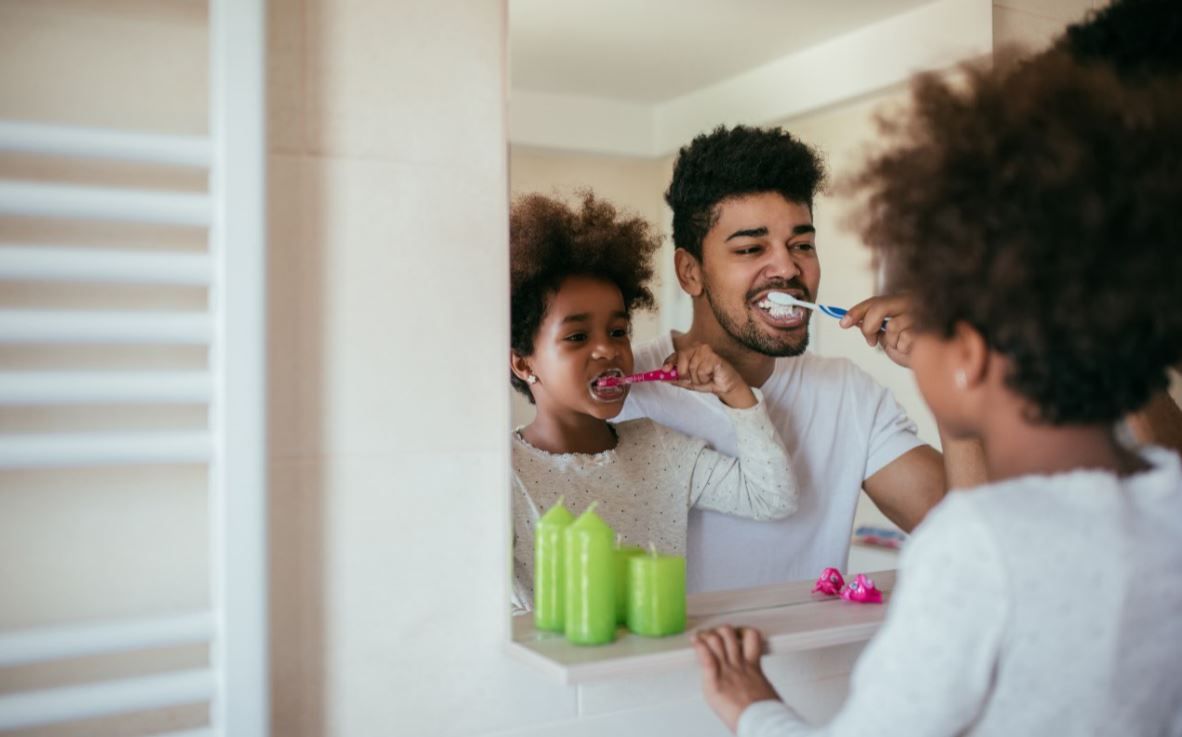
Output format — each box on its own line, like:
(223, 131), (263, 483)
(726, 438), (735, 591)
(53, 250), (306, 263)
(507, 569), (895, 684)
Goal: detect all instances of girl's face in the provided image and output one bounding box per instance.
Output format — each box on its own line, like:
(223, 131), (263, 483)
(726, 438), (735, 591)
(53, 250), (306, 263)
(526, 275), (635, 421)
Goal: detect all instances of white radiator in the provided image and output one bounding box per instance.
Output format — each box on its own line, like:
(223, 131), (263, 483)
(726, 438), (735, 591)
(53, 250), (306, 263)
(0, 0), (268, 733)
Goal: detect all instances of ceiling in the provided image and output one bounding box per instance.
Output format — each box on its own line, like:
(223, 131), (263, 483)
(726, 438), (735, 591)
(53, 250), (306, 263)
(509, 0), (939, 103)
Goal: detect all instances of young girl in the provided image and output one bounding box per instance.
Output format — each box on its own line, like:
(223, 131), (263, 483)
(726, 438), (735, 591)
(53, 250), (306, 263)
(692, 52), (1182, 735)
(509, 192), (799, 609)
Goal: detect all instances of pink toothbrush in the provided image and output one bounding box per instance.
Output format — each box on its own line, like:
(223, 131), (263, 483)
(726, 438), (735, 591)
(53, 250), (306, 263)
(594, 368), (679, 388)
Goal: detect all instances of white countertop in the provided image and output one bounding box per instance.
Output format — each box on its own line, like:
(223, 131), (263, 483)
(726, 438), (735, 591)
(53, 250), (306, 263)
(507, 569), (895, 683)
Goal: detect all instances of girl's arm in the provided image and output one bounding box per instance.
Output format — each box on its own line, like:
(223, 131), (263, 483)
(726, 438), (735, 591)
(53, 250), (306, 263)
(682, 390), (799, 520)
(660, 344), (798, 520)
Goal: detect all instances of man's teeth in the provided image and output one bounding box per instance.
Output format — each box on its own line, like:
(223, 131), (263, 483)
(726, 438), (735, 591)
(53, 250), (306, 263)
(758, 301), (803, 318)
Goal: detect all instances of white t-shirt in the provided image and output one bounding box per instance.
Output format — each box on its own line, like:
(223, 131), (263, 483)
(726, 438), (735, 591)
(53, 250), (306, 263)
(737, 445), (1182, 737)
(617, 332), (925, 592)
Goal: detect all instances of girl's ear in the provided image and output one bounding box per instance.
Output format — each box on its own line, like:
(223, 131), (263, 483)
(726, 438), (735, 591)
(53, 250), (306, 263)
(952, 321), (989, 388)
(510, 351), (533, 383)
(674, 248), (704, 297)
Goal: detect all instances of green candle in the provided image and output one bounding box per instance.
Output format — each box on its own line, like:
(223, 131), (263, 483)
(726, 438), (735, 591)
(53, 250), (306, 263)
(534, 497), (574, 632)
(614, 544), (645, 624)
(563, 503), (616, 645)
(626, 548), (686, 637)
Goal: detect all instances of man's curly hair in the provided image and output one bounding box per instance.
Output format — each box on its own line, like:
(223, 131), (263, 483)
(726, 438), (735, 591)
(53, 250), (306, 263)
(1057, 0), (1182, 79)
(510, 192), (660, 402)
(665, 125), (826, 261)
(846, 54), (1182, 425)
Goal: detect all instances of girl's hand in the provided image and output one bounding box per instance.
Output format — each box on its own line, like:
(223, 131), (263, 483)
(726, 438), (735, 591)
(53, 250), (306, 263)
(693, 626), (782, 734)
(839, 293), (918, 368)
(662, 345), (756, 409)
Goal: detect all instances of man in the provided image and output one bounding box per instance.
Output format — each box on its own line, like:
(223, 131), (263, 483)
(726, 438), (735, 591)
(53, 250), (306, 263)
(616, 125), (984, 592)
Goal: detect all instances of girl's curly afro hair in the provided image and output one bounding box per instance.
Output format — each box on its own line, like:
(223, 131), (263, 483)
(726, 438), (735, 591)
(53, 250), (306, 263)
(846, 53), (1182, 425)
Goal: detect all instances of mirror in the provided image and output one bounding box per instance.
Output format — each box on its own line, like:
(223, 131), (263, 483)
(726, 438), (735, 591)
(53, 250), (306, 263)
(506, 0), (992, 609)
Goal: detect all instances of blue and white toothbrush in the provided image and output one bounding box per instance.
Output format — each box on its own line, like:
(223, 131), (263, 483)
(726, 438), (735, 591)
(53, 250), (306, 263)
(766, 291), (889, 329)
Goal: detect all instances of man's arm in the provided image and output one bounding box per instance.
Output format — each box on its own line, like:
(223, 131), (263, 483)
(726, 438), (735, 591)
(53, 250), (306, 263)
(862, 445), (944, 533)
(842, 294), (989, 532)
(862, 429), (987, 533)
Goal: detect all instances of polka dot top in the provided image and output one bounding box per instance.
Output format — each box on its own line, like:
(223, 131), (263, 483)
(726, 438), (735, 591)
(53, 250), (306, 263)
(511, 391), (798, 608)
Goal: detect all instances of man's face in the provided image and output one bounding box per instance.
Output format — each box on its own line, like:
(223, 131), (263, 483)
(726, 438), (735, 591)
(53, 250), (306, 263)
(696, 192), (821, 357)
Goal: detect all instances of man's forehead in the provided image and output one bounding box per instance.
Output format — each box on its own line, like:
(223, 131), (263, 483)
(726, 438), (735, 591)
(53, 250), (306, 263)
(710, 192), (814, 232)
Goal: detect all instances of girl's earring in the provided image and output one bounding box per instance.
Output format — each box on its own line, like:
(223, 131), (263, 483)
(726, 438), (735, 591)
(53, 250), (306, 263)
(954, 369), (968, 390)
(526, 374), (538, 385)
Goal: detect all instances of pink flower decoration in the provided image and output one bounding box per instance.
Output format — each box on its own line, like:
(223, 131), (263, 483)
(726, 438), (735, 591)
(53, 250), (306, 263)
(840, 574), (884, 604)
(812, 567), (845, 596)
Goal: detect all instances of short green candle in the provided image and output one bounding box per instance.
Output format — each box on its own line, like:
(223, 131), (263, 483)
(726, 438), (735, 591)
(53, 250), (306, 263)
(563, 503), (616, 645)
(626, 550), (686, 637)
(534, 498), (574, 632)
(614, 544), (645, 624)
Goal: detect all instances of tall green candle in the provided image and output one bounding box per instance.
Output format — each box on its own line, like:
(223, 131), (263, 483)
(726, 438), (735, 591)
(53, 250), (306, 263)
(534, 497), (574, 632)
(626, 548), (686, 637)
(563, 503), (616, 645)
(614, 543), (645, 625)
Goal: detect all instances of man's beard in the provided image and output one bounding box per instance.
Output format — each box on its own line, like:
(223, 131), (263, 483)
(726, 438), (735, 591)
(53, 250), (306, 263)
(703, 281), (810, 358)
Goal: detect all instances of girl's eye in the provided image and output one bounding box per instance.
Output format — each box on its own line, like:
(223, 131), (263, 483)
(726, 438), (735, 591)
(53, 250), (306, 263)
(610, 328), (629, 338)
(564, 333), (587, 342)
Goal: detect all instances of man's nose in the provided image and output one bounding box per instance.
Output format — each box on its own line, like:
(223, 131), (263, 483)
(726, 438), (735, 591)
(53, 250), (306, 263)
(765, 243), (801, 280)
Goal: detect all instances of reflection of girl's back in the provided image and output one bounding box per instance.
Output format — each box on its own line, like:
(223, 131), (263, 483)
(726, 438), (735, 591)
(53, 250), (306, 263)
(507, 192), (799, 612)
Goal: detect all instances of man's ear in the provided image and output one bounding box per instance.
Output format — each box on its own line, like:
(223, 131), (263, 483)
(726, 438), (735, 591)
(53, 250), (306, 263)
(952, 321), (989, 388)
(510, 351), (533, 383)
(674, 248), (704, 298)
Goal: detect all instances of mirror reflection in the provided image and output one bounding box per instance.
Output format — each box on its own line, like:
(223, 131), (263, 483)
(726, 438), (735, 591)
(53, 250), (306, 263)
(506, 1), (993, 617)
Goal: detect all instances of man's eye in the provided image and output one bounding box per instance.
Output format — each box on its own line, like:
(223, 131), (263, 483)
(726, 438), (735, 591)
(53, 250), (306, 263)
(794, 242), (816, 252)
(734, 246), (762, 255)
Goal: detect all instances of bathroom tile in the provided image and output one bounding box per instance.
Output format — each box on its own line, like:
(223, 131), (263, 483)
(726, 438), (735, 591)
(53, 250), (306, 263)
(267, 154), (310, 460)
(303, 0), (505, 168)
(296, 155), (510, 457)
(302, 451), (576, 737)
(481, 695), (733, 737)
(993, 0), (1093, 23)
(993, 5), (1073, 52)
(269, 0), (306, 154)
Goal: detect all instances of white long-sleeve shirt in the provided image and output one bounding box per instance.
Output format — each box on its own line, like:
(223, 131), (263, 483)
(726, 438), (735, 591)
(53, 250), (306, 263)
(739, 445), (1182, 737)
(513, 390), (798, 608)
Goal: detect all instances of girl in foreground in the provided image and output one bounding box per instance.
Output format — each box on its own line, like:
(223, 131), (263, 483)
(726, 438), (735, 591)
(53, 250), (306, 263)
(693, 54), (1182, 736)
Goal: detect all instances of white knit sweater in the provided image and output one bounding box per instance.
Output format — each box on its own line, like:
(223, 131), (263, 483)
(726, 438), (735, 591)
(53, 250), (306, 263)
(739, 446), (1182, 737)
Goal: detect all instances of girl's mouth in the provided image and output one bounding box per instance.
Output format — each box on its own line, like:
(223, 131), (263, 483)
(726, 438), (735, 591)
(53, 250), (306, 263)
(589, 368), (627, 402)
(753, 290), (808, 328)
